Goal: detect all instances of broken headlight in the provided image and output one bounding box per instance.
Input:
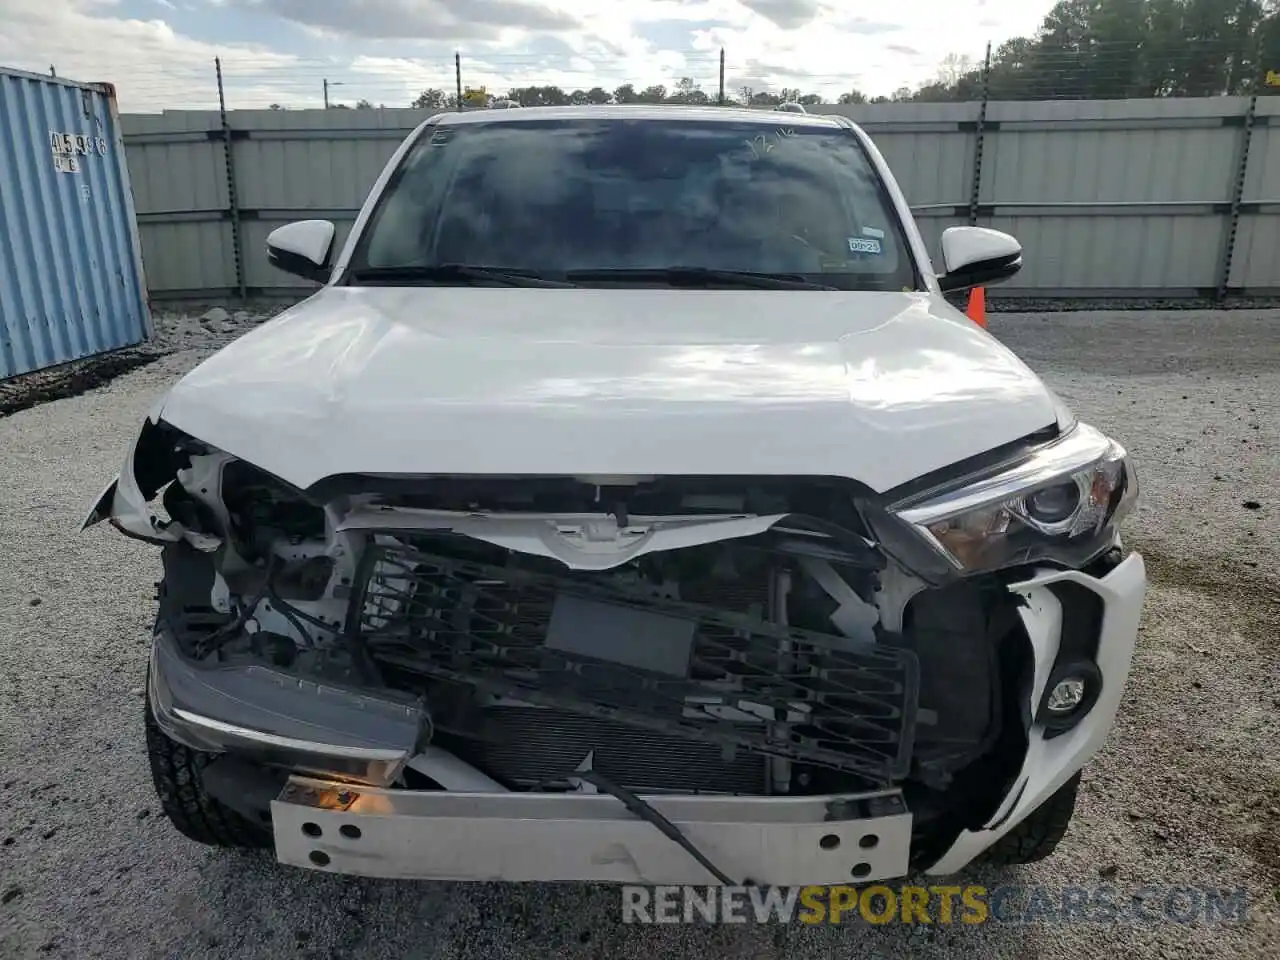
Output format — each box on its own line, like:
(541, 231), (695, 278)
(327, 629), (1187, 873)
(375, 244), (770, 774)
(892, 423), (1137, 574)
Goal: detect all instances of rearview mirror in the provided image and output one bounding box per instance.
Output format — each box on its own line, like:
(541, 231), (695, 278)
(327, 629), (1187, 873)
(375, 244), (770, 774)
(937, 226), (1022, 293)
(266, 220), (336, 283)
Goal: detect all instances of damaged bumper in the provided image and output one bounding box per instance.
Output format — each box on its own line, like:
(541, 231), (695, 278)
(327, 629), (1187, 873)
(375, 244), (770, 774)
(147, 548), (1145, 882)
(270, 777), (913, 885)
(928, 550), (1147, 874)
(103, 410), (1147, 881)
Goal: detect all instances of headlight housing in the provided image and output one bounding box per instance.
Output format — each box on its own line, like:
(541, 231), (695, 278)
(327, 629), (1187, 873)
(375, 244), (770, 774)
(892, 423), (1137, 575)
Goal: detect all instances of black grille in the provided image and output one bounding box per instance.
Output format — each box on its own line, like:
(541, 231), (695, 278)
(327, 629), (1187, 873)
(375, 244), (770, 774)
(445, 706), (767, 794)
(353, 543), (919, 784)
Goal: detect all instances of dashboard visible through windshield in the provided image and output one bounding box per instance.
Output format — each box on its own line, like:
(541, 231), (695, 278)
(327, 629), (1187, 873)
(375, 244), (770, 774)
(349, 116), (919, 291)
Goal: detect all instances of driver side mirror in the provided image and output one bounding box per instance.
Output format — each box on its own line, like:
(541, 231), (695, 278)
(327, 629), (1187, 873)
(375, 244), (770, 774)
(937, 226), (1022, 293)
(266, 220), (336, 283)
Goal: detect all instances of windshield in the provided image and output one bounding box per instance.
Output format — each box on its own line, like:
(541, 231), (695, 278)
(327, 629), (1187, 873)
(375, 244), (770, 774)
(349, 117), (918, 291)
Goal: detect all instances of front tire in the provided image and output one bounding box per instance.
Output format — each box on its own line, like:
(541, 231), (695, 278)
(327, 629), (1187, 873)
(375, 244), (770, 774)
(144, 700), (270, 849)
(981, 772), (1081, 865)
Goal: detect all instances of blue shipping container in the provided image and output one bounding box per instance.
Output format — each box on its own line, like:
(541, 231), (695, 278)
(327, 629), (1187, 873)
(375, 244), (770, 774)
(0, 65), (151, 380)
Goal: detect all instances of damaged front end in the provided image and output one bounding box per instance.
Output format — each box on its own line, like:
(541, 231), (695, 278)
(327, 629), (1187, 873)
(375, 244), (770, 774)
(88, 415), (1144, 883)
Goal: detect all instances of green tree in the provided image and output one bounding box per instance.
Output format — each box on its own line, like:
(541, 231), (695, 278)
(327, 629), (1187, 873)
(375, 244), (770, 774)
(506, 85), (570, 106)
(893, 0), (1280, 101)
(613, 83), (639, 103)
(411, 88), (446, 109)
(836, 89), (867, 104)
(668, 77), (710, 103)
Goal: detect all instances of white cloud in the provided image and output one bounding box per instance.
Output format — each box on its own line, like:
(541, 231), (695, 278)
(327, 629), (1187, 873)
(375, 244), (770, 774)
(228, 0), (579, 40)
(0, 0), (1060, 110)
(0, 0), (302, 110)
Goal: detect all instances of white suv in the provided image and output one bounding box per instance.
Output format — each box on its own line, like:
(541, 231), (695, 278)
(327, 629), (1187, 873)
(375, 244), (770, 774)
(86, 105), (1145, 886)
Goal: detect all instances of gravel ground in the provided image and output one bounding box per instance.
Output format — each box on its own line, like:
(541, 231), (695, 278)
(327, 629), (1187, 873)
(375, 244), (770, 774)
(1, 308), (1277, 959)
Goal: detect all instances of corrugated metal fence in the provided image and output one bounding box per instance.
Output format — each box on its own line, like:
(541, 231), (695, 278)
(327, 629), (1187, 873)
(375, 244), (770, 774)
(0, 67), (151, 379)
(122, 97), (1280, 300)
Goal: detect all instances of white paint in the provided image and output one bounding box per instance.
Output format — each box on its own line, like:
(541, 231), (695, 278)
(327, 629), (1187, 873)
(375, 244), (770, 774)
(150, 286), (1060, 494)
(940, 225), (1022, 275)
(336, 507), (791, 571)
(266, 219), (335, 268)
(406, 748), (508, 792)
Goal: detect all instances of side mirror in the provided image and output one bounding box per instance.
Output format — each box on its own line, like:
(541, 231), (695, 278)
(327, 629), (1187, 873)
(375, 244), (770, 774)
(266, 220), (336, 283)
(937, 226), (1022, 293)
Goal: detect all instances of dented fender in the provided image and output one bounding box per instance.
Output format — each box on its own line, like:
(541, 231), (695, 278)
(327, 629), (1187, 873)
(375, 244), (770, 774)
(81, 409), (219, 551)
(82, 414), (177, 541)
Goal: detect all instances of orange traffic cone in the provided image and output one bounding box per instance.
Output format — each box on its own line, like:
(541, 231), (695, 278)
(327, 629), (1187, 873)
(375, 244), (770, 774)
(966, 287), (987, 328)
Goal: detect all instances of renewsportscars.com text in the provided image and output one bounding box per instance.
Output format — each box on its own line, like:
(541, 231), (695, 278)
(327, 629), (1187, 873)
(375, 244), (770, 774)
(621, 884), (1250, 925)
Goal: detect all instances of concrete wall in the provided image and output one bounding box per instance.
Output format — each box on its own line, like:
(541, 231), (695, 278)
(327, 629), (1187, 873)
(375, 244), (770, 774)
(121, 98), (1280, 300)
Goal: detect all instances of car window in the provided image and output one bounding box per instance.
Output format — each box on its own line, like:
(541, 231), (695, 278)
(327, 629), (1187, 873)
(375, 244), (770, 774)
(354, 118), (918, 291)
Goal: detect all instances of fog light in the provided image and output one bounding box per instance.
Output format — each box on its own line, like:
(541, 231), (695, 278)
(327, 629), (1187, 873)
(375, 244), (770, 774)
(1037, 661), (1103, 737)
(1046, 678), (1086, 714)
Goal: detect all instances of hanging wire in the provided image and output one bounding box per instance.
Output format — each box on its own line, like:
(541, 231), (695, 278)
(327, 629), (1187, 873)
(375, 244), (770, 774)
(10, 35), (1270, 112)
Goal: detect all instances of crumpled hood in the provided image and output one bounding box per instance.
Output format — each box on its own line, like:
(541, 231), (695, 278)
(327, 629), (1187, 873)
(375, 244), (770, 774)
(156, 287), (1060, 493)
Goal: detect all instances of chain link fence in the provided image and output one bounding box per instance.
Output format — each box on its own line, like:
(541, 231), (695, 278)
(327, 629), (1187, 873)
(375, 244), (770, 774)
(50, 33), (1279, 113)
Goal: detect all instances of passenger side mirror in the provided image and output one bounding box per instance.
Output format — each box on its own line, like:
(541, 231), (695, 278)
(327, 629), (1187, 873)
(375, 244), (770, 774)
(266, 220), (336, 283)
(937, 226), (1022, 293)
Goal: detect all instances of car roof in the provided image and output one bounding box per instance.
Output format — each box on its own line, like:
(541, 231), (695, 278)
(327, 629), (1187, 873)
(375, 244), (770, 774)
(434, 104), (847, 129)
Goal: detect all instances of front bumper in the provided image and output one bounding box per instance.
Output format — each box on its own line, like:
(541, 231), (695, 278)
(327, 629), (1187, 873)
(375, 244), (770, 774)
(271, 777), (913, 885)
(927, 551), (1147, 874)
(152, 550), (1146, 883)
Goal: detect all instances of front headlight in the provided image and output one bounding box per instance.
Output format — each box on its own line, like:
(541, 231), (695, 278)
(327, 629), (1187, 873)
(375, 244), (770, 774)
(892, 423), (1137, 574)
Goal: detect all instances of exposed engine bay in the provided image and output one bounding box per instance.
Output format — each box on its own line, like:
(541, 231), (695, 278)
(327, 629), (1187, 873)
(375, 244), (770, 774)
(110, 422), (1047, 863)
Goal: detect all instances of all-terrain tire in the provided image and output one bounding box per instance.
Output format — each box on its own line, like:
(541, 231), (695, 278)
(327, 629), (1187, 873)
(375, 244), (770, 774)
(981, 772), (1082, 865)
(144, 701), (271, 849)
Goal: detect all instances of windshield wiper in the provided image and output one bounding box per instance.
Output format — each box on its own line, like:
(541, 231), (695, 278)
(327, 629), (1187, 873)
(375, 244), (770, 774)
(565, 266), (837, 290)
(349, 264), (577, 288)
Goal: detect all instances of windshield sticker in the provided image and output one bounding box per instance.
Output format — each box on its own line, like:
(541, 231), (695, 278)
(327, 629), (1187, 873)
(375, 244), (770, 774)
(861, 226), (886, 239)
(848, 237), (883, 255)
